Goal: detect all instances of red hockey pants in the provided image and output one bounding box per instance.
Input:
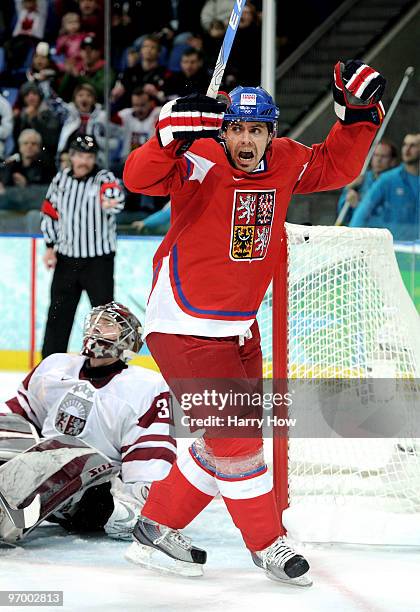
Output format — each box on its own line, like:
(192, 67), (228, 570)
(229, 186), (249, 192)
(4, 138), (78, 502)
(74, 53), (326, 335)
(141, 321), (282, 552)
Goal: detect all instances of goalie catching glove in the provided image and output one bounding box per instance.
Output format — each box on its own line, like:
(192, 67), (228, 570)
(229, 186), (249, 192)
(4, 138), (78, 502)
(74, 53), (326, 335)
(333, 60), (386, 126)
(157, 93), (226, 148)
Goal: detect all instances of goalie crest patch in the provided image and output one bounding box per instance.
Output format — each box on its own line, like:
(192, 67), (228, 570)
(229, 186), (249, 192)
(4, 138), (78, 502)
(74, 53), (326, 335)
(55, 382), (95, 436)
(230, 189), (275, 260)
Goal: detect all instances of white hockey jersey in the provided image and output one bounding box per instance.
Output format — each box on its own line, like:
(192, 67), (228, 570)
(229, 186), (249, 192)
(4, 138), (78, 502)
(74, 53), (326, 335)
(117, 106), (161, 159)
(2, 354), (176, 485)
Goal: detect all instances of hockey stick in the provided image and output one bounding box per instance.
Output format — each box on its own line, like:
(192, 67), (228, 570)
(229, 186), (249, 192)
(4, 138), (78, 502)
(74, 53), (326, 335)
(335, 66), (415, 226)
(0, 490), (41, 529)
(175, 0), (246, 156)
(206, 0), (247, 99)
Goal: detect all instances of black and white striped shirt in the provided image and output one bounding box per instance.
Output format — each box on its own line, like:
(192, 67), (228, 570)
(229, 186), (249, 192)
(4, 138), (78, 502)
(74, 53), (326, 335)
(40, 167), (125, 258)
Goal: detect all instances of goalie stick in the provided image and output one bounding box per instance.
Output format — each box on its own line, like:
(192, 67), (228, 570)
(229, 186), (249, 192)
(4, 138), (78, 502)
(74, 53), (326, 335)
(0, 490), (41, 529)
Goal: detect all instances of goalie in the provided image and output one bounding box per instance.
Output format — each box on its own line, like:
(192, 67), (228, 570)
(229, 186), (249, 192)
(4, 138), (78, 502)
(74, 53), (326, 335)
(0, 302), (176, 544)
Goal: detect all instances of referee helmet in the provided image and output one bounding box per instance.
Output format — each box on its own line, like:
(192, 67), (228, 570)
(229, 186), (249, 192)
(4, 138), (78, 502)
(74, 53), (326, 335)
(69, 135), (99, 155)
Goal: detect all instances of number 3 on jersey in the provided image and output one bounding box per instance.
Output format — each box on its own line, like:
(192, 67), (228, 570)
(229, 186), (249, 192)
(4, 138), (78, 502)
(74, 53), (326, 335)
(157, 397), (171, 419)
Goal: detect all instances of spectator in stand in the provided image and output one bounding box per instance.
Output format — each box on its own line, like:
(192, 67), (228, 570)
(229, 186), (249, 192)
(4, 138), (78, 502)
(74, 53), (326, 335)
(337, 140), (398, 224)
(225, 3), (261, 87)
(58, 150), (71, 170)
(77, 0), (104, 42)
(18, 42), (61, 98)
(200, 0), (233, 32)
(58, 33), (113, 103)
(350, 133), (420, 241)
(13, 82), (62, 156)
(0, 128), (55, 194)
(165, 49), (208, 98)
(115, 86), (161, 161)
(4, 0), (48, 72)
(114, 86), (162, 221)
(0, 94), (13, 162)
(132, 200), (171, 235)
(167, 31), (204, 72)
(111, 36), (167, 110)
(57, 83), (119, 168)
(55, 12), (87, 68)
(110, 2), (134, 68)
(202, 19), (225, 73)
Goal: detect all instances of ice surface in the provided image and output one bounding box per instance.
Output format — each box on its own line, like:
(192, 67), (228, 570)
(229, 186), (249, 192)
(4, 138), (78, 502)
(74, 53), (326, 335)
(1, 372), (419, 612)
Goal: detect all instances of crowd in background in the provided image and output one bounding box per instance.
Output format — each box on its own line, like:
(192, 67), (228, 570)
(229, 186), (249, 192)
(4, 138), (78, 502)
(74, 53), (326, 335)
(1, 1), (416, 239)
(0, 0), (342, 230)
(0, 0), (265, 227)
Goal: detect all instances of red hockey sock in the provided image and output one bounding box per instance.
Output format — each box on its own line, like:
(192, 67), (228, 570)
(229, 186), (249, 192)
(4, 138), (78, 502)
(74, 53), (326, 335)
(222, 488), (282, 552)
(142, 451), (218, 528)
(204, 438), (282, 551)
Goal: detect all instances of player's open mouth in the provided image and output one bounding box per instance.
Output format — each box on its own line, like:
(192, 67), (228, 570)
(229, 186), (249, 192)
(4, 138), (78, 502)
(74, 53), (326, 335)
(238, 151), (254, 160)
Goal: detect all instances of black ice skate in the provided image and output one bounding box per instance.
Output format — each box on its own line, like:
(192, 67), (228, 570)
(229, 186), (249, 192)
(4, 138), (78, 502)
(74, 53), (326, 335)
(125, 516), (207, 577)
(251, 536), (312, 587)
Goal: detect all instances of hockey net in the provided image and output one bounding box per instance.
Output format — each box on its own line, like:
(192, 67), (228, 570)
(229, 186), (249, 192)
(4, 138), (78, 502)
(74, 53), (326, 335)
(259, 224), (420, 545)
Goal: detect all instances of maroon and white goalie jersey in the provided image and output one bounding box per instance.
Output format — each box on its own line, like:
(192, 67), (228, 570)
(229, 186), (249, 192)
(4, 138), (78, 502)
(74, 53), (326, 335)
(2, 354), (176, 485)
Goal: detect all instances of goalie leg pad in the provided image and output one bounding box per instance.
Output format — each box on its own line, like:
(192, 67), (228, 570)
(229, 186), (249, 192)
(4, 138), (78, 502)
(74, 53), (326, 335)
(0, 435), (118, 543)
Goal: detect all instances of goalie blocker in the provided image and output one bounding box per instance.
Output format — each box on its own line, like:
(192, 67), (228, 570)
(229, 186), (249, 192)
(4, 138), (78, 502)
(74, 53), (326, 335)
(0, 435), (118, 543)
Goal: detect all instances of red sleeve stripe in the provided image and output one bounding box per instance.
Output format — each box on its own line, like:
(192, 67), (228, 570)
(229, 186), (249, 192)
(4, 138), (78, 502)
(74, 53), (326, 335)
(122, 447), (176, 465)
(18, 390), (31, 407)
(137, 392), (172, 428)
(41, 200), (59, 220)
(21, 366), (39, 391)
(121, 434), (177, 455)
(6, 397), (30, 420)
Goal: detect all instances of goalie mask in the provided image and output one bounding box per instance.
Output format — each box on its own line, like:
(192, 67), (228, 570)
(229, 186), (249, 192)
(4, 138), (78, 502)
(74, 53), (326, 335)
(81, 302), (143, 362)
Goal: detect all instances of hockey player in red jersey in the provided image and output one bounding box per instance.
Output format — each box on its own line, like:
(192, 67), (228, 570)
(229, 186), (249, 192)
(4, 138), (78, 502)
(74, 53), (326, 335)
(0, 302), (175, 543)
(123, 61), (386, 584)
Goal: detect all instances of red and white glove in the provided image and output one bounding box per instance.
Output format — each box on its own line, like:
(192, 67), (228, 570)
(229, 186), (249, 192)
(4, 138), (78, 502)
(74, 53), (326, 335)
(333, 60), (386, 126)
(157, 93), (226, 148)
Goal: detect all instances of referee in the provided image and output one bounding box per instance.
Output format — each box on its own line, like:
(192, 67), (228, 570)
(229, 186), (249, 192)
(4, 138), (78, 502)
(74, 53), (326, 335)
(41, 135), (125, 358)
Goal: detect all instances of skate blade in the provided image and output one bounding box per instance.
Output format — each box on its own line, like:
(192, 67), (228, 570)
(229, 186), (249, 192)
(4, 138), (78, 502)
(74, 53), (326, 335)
(125, 541), (204, 577)
(266, 569), (313, 587)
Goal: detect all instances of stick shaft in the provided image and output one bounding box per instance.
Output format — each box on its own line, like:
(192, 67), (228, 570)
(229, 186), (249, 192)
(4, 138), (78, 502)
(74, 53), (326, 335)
(206, 0), (247, 99)
(361, 67), (414, 174)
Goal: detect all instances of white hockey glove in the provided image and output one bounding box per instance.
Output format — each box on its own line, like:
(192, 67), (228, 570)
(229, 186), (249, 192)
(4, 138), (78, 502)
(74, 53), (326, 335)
(157, 93), (226, 148)
(333, 60), (386, 126)
(104, 476), (149, 541)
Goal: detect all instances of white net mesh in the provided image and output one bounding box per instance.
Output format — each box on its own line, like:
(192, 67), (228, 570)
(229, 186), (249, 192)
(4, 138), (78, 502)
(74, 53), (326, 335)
(259, 224), (420, 545)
